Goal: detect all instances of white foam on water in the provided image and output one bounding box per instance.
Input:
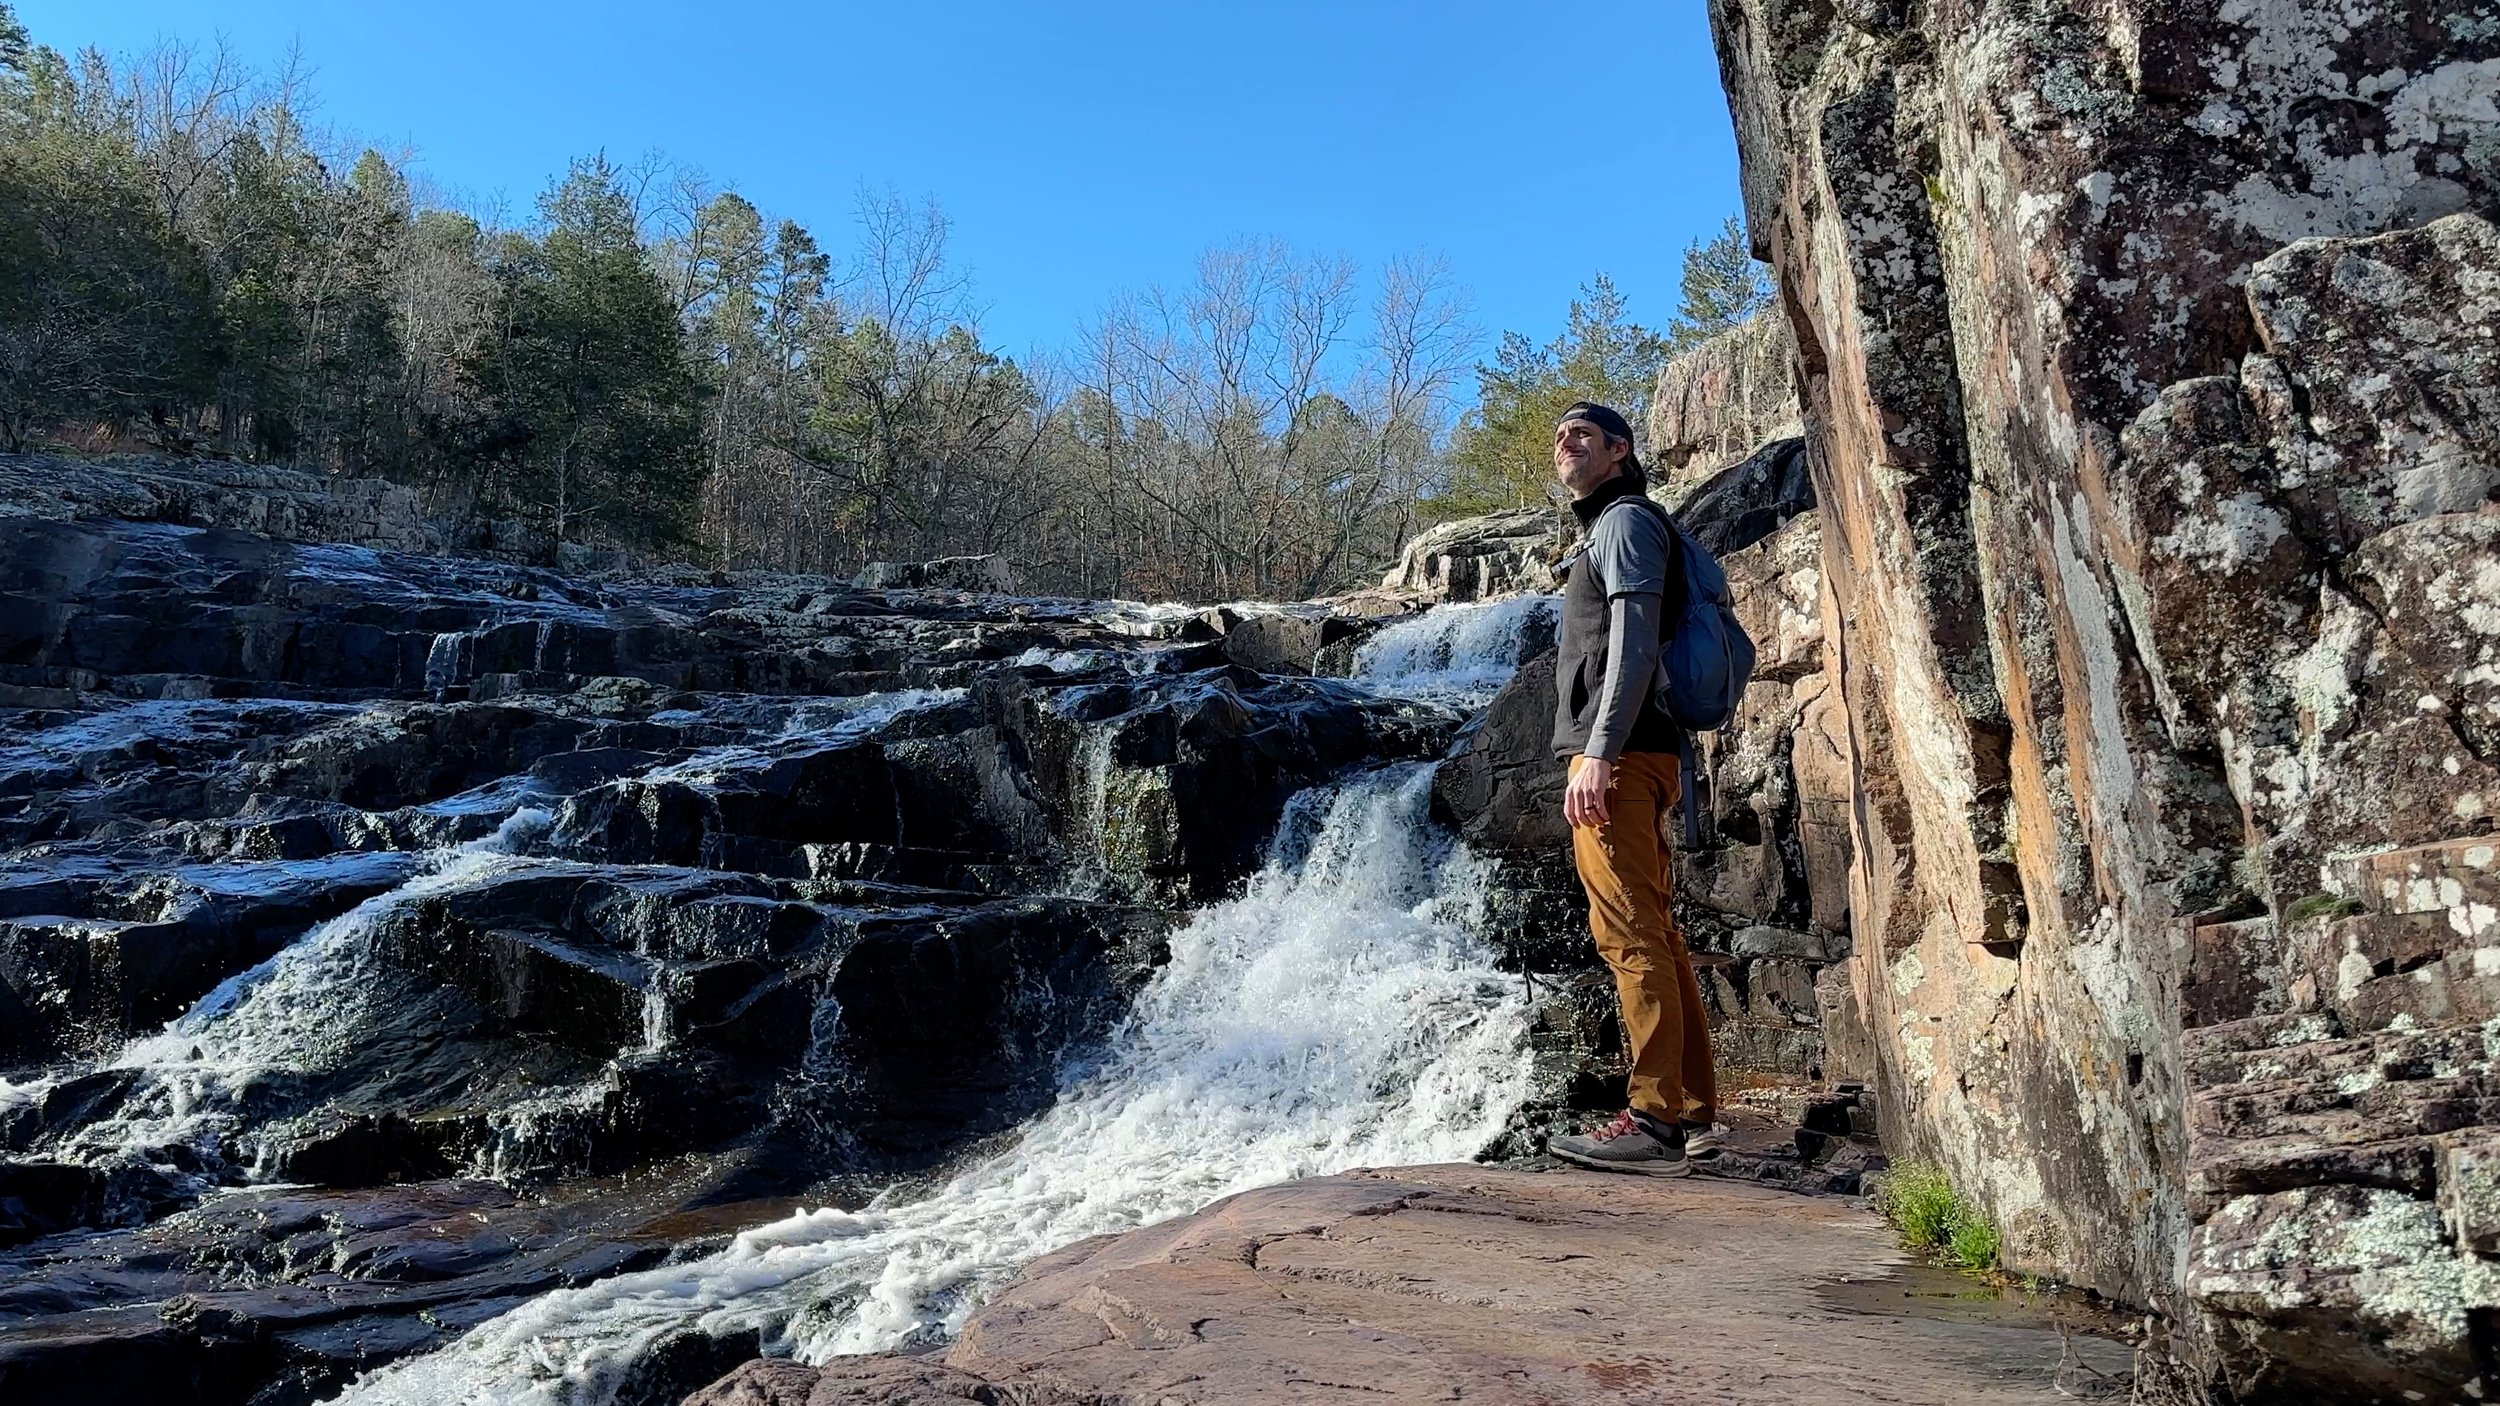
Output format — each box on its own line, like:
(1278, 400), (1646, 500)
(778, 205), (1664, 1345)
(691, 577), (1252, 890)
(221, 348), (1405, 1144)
(639, 688), (964, 784)
(1353, 595), (1558, 703)
(329, 763), (1533, 1406)
(38, 808), (558, 1172)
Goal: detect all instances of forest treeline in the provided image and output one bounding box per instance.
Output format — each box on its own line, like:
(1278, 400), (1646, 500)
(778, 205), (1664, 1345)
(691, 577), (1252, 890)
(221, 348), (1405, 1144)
(0, 8), (1769, 599)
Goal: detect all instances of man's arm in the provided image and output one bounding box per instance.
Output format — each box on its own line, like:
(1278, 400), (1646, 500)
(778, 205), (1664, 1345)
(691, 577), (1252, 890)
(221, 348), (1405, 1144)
(1586, 592), (1665, 761)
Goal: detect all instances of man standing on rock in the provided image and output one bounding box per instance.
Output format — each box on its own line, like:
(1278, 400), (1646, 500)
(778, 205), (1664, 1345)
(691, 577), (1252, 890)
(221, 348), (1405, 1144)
(1541, 402), (1724, 1177)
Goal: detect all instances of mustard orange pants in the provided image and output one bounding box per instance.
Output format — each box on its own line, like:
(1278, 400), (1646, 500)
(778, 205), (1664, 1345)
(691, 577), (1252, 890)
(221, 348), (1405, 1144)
(1569, 751), (1718, 1125)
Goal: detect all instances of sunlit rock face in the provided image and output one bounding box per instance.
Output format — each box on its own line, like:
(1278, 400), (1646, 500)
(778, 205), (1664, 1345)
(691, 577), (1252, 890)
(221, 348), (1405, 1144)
(1707, 0), (2500, 1396)
(1377, 507), (1563, 603)
(1649, 309), (1803, 499)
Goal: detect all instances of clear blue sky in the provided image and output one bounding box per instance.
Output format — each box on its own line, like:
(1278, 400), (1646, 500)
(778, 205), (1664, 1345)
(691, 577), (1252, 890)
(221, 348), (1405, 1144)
(20, 0), (1746, 370)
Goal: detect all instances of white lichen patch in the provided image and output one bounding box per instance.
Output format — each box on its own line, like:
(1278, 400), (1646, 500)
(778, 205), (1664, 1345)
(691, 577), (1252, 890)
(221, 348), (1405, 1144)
(2159, 491), (2293, 570)
(1892, 947), (1927, 997)
(2340, 948), (2377, 1002)
(2336, 1066), (2388, 1096)
(2348, 1190), (2500, 1348)
(1899, 1016), (1939, 1083)
(2272, 1013), (2341, 1047)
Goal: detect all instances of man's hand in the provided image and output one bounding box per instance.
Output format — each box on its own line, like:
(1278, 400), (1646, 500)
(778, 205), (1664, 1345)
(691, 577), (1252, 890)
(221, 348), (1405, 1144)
(1564, 756), (1614, 828)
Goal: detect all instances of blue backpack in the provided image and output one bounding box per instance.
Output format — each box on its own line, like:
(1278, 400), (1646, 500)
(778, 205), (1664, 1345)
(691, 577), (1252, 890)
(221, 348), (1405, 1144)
(1618, 497), (1758, 843)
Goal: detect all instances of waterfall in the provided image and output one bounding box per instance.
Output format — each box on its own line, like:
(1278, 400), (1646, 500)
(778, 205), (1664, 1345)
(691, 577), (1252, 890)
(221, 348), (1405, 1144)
(15, 686), (963, 1184)
(1353, 594), (1557, 702)
(423, 629), (469, 692)
(31, 808), (559, 1178)
(326, 763), (1534, 1406)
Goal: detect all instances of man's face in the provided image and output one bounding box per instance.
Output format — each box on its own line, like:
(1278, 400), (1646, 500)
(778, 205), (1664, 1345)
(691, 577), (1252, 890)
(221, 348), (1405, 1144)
(1553, 418), (1628, 499)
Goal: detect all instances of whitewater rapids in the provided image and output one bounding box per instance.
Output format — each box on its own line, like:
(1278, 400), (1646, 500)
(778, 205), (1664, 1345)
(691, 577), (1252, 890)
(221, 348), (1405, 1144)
(332, 761), (1534, 1405)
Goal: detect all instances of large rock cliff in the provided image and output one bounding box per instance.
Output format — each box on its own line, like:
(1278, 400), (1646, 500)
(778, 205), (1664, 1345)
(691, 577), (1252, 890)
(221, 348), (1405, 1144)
(1709, 0), (2500, 1397)
(1649, 309), (1803, 499)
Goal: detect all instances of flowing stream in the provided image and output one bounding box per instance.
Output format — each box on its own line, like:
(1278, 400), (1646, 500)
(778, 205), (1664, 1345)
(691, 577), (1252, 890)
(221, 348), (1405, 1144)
(1, 597), (1556, 1404)
(331, 762), (1532, 1404)
(1354, 594), (1557, 700)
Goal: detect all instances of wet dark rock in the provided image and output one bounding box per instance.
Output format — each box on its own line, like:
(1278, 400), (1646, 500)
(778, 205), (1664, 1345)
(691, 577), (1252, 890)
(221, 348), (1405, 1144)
(0, 516), (1140, 711)
(851, 554), (1017, 594)
(1215, 610), (1376, 677)
(0, 1172), (724, 1405)
(0, 1159), (188, 1247)
(1671, 436), (1812, 558)
(0, 852), (418, 1060)
(0, 1068), (141, 1152)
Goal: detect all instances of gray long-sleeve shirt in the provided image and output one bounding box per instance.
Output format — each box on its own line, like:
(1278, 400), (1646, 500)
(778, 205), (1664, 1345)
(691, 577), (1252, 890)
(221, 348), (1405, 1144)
(1580, 499), (1672, 761)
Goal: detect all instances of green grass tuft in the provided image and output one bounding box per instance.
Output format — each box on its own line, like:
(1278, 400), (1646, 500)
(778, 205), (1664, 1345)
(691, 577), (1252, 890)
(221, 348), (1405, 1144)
(1875, 1161), (2000, 1274)
(2285, 892), (2366, 923)
(1948, 1214), (2002, 1272)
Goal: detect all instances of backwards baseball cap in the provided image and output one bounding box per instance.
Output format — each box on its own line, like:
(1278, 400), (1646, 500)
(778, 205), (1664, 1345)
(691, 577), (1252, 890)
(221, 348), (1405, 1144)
(1555, 401), (1636, 445)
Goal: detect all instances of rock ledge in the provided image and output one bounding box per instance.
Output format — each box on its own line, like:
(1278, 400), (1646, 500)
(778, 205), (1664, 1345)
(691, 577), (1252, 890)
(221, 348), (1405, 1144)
(690, 1163), (2131, 1405)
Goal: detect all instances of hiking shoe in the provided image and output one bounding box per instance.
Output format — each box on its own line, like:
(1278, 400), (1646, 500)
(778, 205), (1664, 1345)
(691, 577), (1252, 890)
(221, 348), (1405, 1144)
(1683, 1121), (1732, 1161)
(1549, 1111), (1690, 1177)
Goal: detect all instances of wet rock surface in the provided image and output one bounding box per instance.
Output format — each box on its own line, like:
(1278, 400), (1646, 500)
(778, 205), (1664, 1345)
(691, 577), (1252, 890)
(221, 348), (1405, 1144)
(0, 1169), (721, 1404)
(688, 1164), (2133, 1406)
(1709, 0), (2500, 1395)
(0, 509), (1473, 1403)
(0, 454), (441, 557)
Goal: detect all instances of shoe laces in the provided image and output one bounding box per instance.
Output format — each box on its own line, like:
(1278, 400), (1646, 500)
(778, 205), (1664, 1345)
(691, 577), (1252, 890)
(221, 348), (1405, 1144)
(1591, 1110), (1644, 1143)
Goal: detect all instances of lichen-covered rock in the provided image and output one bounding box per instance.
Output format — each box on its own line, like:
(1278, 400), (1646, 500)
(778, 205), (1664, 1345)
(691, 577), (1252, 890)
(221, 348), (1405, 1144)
(1649, 310), (1801, 497)
(1708, 0), (2500, 1394)
(1377, 507), (1560, 601)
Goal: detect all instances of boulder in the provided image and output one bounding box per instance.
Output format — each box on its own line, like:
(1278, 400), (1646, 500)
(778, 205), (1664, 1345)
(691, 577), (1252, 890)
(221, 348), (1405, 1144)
(851, 555), (1018, 594)
(1670, 436), (1813, 558)
(1377, 507), (1561, 601)
(1215, 609), (1374, 676)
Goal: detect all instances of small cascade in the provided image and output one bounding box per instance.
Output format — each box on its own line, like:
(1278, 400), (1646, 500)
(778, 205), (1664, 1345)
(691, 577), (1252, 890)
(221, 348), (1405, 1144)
(32, 808), (558, 1180)
(1353, 594), (1558, 703)
(639, 687), (964, 784)
(1, 579), (1566, 1406)
(328, 764), (1534, 1406)
(423, 629), (470, 693)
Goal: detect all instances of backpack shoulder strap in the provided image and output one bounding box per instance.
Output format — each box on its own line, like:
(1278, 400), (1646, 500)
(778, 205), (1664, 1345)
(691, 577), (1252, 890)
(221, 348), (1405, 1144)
(1605, 493), (1690, 626)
